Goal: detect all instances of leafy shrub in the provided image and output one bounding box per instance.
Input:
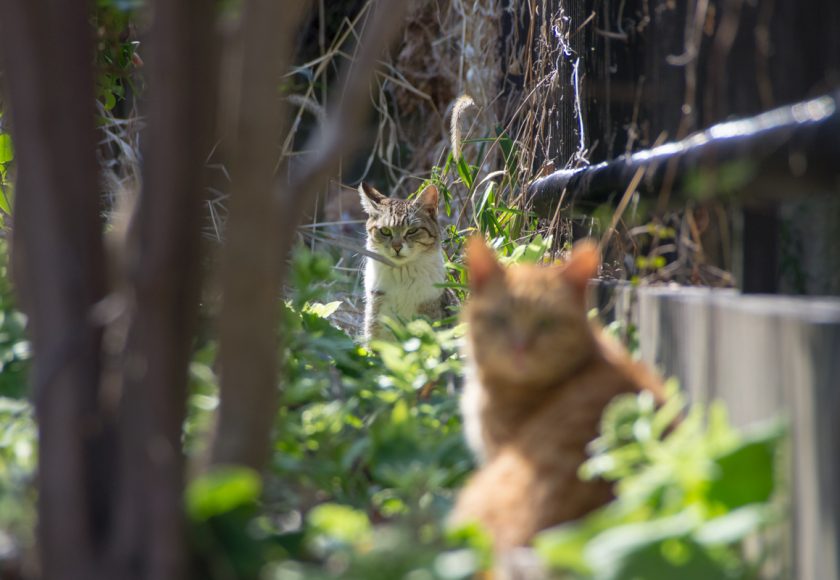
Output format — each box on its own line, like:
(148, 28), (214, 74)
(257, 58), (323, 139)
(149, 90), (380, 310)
(0, 242), (29, 400)
(0, 239), (788, 579)
(184, 247), (476, 578)
(535, 384), (786, 579)
(0, 397), (36, 546)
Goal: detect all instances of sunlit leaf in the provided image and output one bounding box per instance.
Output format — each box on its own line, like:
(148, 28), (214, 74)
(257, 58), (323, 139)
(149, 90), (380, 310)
(707, 421), (783, 510)
(307, 503), (372, 545)
(304, 300), (342, 319)
(0, 134), (13, 164)
(694, 504), (777, 546)
(186, 466), (262, 521)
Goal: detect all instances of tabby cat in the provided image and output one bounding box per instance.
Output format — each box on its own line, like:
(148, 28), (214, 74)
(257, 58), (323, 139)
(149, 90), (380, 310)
(451, 237), (664, 550)
(359, 182), (448, 342)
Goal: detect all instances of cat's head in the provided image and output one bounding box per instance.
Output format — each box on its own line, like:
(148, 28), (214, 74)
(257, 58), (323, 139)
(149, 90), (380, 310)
(358, 182), (441, 264)
(463, 237), (600, 388)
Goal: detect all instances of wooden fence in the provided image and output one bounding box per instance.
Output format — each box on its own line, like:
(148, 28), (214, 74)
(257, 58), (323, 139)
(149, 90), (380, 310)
(593, 282), (840, 580)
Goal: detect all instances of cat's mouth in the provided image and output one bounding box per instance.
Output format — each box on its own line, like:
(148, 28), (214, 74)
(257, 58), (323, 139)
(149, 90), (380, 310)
(389, 250), (412, 262)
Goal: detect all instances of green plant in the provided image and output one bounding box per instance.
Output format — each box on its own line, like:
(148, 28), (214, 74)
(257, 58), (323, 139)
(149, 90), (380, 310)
(0, 241), (30, 399)
(0, 236), (791, 579)
(93, 0), (142, 112)
(535, 384), (786, 579)
(423, 126), (548, 303)
(271, 301), (472, 519)
(0, 123), (13, 224)
(181, 246), (476, 578)
(0, 397), (36, 547)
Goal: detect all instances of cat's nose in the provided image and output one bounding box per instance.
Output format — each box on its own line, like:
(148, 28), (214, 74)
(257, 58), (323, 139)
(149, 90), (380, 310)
(511, 333), (530, 354)
(391, 241), (403, 253)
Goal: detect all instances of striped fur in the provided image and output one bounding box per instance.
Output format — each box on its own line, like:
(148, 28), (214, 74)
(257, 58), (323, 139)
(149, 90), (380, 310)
(359, 183), (447, 342)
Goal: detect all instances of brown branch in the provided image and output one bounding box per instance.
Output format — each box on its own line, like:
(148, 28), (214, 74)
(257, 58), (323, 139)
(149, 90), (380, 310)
(109, 1), (220, 578)
(211, 0), (310, 470)
(210, 0), (410, 473)
(0, 2), (109, 578)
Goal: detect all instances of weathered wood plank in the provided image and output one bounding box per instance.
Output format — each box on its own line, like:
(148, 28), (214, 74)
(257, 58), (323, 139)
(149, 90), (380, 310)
(779, 304), (840, 580)
(593, 281), (840, 580)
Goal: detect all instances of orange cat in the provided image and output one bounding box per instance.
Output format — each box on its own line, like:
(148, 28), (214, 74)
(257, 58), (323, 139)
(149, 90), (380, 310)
(451, 237), (664, 550)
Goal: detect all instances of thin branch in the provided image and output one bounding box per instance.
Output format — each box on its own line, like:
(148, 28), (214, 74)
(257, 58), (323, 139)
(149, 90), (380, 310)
(302, 231), (398, 267)
(277, 0), (411, 227)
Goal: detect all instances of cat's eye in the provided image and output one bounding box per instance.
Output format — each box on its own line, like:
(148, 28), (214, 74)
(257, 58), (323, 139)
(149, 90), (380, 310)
(379, 227), (392, 237)
(483, 312), (509, 326)
(406, 227), (420, 236)
(536, 319), (556, 332)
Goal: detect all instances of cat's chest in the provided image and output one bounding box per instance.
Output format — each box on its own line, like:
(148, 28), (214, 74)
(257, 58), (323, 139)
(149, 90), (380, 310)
(365, 253), (445, 318)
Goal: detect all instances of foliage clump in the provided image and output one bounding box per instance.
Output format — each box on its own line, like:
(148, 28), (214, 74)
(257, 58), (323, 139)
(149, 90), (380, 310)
(0, 235), (786, 578)
(536, 384), (786, 579)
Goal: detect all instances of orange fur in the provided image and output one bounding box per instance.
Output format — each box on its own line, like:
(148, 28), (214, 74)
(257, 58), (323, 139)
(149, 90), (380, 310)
(452, 238), (664, 549)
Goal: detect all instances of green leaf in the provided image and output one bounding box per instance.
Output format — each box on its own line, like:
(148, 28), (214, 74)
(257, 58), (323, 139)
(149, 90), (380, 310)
(0, 134), (13, 164)
(706, 422), (783, 510)
(186, 466), (262, 521)
(474, 181), (496, 227)
(585, 511), (696, 563)
(304, 300), (342, 319)
(694, 504), (776, 546)
(456, 157), (474, 190)
(650, 379), (686, 439)
(391, 399), (410, 425)
(534, 522), (594, 574)
(446, 521), (493, 567)
(307, 503), (372, 545)
(597, 536), (733, 580)
(102, 90), (117, 111)
(585, 512), (734, 580)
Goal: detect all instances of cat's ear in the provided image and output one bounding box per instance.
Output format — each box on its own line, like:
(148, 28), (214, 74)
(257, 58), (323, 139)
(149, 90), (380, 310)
(466, 236), (504, 292)
(413, 184), (439, 217)
(561, 239), (600, 294)
(358, 182), (387, 215)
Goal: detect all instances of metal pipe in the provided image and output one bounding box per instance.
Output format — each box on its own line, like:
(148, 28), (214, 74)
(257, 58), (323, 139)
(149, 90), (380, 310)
(527, 92), (840, 215)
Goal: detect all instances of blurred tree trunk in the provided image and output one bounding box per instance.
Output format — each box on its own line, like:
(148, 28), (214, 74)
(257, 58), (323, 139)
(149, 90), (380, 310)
(210, 0), (410, 472)
(108, 1), (219, 579)
(0, 0), (218, 578)
(0, 2), (109, 578)
(1, 0), (408, 577)
(211, 0), (308, 472)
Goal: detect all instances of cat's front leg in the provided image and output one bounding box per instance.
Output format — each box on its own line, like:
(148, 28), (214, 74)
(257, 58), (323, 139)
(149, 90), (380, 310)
(416, 294), (445, 321)
(363, 289), (388, 343)
(365, 319), (389, 343)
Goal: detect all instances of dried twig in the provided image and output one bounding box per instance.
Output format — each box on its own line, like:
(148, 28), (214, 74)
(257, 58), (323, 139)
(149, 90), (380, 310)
(277, 0), (411, 225)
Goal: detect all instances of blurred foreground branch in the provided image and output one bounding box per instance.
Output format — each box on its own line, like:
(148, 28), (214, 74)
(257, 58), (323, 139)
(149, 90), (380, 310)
(0, 2), (107, 578)
(211, 0), (308, 471)
(110, 0), (220, 578)
(210, 0), (410, 472)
